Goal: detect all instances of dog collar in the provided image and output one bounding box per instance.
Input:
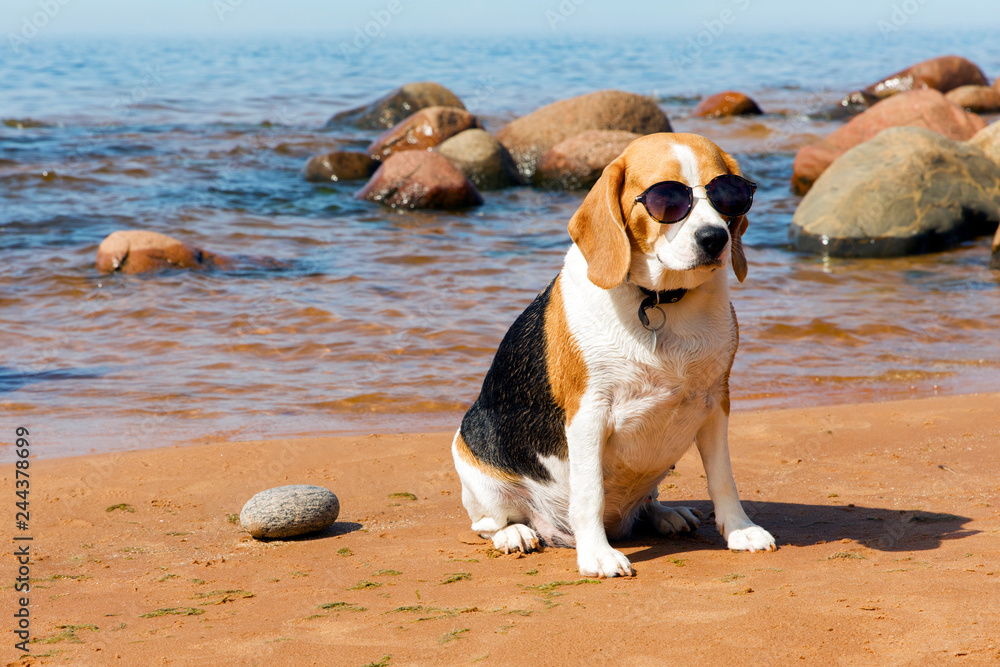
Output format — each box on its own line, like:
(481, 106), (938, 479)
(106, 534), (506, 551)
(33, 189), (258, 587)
(634, 284), (687, 329)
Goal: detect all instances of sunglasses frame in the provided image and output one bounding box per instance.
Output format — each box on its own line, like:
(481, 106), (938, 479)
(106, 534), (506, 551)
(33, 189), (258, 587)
(634, 174), (757, 224)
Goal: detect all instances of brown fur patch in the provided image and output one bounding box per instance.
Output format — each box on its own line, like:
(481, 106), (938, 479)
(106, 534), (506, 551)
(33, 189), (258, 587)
(453, 432), (520, 484)
(567, 159), (630, 289)
(544, 275), (589, 428)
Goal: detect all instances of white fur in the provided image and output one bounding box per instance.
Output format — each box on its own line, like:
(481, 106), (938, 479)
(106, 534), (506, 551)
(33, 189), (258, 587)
(453, 143), (774, 577)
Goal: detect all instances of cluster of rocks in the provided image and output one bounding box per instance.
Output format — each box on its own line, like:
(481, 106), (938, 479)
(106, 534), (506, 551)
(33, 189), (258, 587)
(791, 55), (1000, 262)
(97, 54), (1000, 275)
(306, 83), (675, 209)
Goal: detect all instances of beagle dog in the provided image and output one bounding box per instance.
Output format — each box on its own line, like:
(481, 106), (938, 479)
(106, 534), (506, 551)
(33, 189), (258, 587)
(452, 133), (776, 578)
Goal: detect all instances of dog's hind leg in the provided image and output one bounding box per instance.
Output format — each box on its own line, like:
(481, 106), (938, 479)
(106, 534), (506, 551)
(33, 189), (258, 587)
(451, 432), (540, 553)
(644, 495), (702, 535)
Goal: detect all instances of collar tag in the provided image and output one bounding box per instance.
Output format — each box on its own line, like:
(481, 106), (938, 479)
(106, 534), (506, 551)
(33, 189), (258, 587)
(626, 274), (688, 329)
(636, 286), (686, 330)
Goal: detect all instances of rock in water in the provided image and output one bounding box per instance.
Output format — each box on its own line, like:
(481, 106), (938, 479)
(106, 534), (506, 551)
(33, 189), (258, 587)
(792, 89), (985, 194)
(240, 485), (340, 539)
(533, 130), (640, 190)
(366, 107), (481, 160)
(435, 128), (522, 190)
(327, 82), (465, 129)
(945, 85), (1000, 113)
(970, 121), (1000, 168)
(356, 150), (483, 209)
(840, 55), (989, 109)
(96, 230), (228, 274)
(791, 127), (1000, 257)
(692, 91), (763, 118)
(496, 90), (672, 181)
(304, 151), (377, 182)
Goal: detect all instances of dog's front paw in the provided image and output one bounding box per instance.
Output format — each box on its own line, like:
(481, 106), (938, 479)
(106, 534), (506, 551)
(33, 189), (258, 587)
(726, 525), (776, 552)
(648, 505), (702, 535)
(492, 524), (541, 554)
(577, 547), (635, 578)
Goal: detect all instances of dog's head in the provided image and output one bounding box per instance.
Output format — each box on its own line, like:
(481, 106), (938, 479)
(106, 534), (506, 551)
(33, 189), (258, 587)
(568, 132), (751, 291)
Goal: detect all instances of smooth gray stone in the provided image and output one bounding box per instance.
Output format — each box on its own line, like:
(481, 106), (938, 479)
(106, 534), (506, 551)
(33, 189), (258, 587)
(435, 129), (522, 190)
(240, 485), (340, 539)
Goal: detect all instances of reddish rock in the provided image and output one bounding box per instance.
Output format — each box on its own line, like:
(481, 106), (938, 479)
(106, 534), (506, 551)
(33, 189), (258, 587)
(835, 56), (989, 116)
(304, 151), (377, 182)
(496, 90), (672, 180)
(355, 151), (483, 209)
(861, 55), (988, 100)
(792, 90), (986, 194)
(327, 82), (465, 129)
(366, 107), (482, 161)
(533, 130), (640, 190)
(945, 85), (1000, 113)
(692, 91), (763, 118)
(96, 230), (229, 274)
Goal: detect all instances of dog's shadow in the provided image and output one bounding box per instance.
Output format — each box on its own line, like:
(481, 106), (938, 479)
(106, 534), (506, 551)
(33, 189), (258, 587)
(620, 501), (977, 563)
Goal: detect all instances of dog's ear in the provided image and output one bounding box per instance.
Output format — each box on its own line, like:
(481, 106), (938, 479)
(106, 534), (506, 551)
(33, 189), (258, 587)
(729, 214), (749, 283)
(567, 158), (630, 290)
(719, 150), (750, 283)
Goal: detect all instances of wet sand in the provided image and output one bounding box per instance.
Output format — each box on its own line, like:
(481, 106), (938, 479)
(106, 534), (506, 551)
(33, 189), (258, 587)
(4, 392), (999, 665)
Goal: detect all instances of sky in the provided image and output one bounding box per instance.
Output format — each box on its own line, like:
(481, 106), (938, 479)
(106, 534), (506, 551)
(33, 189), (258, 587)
(3, 0), (1000, 38)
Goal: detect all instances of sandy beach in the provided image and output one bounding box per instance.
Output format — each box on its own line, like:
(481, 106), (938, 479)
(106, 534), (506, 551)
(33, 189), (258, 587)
(5, 392), (998, 665)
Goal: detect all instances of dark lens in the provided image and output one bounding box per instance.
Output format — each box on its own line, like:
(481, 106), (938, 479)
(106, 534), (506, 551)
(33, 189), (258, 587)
(705, 175), (754, 217)
(642, 182), (692, 223)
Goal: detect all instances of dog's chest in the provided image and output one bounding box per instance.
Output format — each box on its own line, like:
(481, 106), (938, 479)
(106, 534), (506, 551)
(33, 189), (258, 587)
(608, 354), (717, 436)
(601, 327), (732, 471)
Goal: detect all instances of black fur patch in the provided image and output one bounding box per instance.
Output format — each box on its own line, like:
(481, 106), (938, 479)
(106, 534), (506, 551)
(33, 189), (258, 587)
(460, 279), (569, 481)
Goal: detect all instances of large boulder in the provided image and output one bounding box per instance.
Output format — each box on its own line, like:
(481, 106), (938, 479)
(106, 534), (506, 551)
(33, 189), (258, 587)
(969, 121), (1000, 167)
(533, 130), (640, 190)
(495, 90), (672, 180)
(434, 128), (521, 190)
(366, 107), (481, 161)
(326, 82), (465, 129)
(791, 127), (1000, 257)
(792, 90), (986, 194)
(945, 85), (1000, 113)
(355, 151), (483, 209)
(839, 55), (989, 111)
(304, 150), (377, 182)
(692, 91), (763, 118)
(96, 230), (229, 274)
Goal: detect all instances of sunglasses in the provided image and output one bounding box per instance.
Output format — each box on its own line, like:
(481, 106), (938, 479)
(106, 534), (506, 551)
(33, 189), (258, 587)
(634, 174), (757, 224)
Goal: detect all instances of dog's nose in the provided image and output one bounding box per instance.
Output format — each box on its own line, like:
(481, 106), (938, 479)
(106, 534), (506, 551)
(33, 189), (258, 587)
(695, 226), (729, 258)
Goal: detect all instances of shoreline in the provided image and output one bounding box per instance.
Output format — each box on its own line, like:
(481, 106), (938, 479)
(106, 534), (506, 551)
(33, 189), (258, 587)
(4, 391), (999, 664)
(12, 382), (1000, 463)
